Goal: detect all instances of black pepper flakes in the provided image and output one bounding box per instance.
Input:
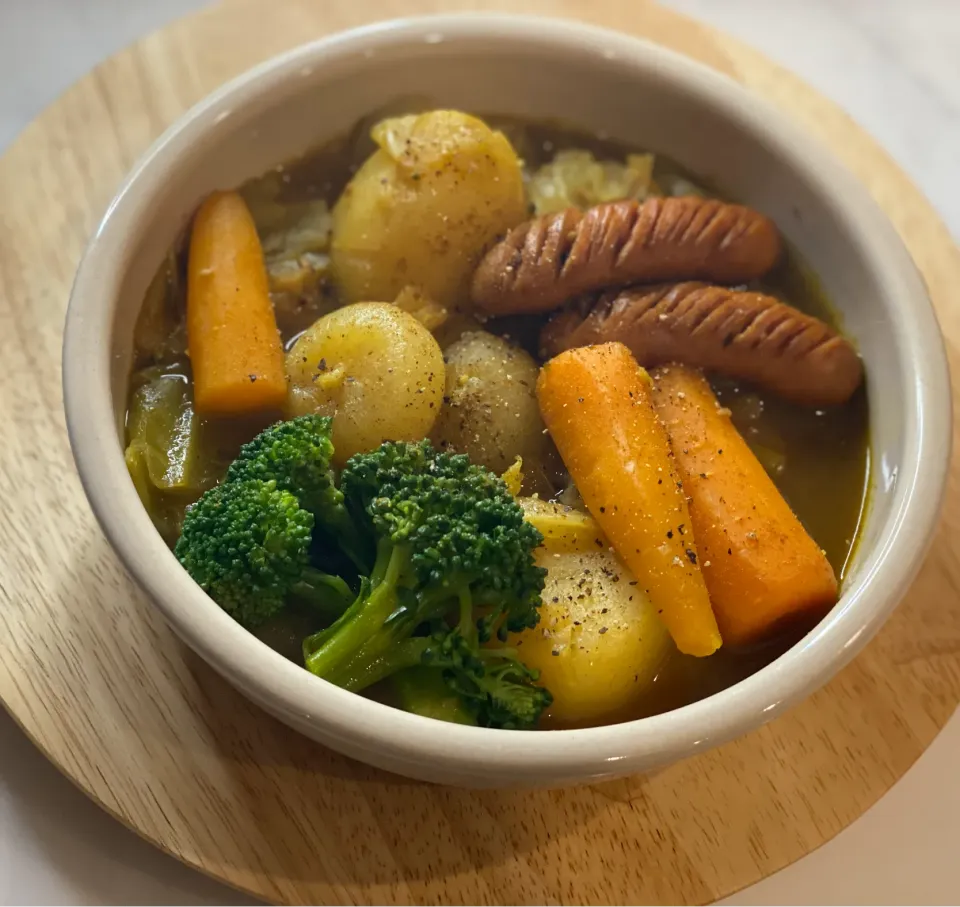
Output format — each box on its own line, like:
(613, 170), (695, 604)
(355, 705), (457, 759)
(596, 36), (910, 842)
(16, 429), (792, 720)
(598, 627), (608, 635)
(685, 549), (697, 565)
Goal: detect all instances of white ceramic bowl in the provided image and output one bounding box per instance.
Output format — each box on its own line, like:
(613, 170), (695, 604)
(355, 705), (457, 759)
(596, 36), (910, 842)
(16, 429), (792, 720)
(63, 14), (951, 788)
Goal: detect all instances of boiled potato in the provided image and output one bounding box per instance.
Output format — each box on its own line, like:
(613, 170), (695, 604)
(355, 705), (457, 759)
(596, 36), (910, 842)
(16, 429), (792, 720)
(519, 497), (608, 553)
(331, 110), (526, 306)
(285, 302), (444, 465)
(431, 331), (557, 491)
(512, 549), (675, 728)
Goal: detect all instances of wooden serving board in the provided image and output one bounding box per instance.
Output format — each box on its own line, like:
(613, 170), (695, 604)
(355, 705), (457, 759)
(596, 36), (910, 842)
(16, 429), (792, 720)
(1, 0), (958, 903)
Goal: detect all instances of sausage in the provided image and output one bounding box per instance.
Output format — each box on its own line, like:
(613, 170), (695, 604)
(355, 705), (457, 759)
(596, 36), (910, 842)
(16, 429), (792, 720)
(471, 197), (782, 315)
(540, 282), (863, 407)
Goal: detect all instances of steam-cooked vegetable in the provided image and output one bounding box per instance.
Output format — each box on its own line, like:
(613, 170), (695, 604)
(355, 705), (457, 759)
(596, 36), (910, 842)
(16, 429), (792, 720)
(285, 302), (445, 465)
(225, 414), (371, 573)
(510, 548), (674, 727)
(431, 331), (557, 493)
(652, 366), (838, 646)
(261, 199), (335, 325)
(303, 440), (551, 729)
(175, 477), (354, 629)
(519, 497), (608, 553)
(124, 367), (231, 543)
(501, 457), (524, 497)
(527, 149), (657, 215)
(240, 171), (338, 334)
(537, 342), (722, 657)
(331, 110), (527, 306)
(186, 190), (287, 415)
(390, 667), (477, 725)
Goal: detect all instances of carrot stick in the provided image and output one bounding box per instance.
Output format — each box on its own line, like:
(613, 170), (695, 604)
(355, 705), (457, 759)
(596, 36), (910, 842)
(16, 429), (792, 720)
(186, 190), (287, 415)
(537, 343), (722, 657)
(651, 366), (838, 647)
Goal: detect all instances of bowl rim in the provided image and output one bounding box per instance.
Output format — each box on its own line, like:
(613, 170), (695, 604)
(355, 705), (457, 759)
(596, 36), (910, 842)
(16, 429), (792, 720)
(62, 12), (952, 780)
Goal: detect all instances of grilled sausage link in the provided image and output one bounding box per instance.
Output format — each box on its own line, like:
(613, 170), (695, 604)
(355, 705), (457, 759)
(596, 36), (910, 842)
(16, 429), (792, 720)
(471, 197), (782, 315)
(540, 282), (863, 407)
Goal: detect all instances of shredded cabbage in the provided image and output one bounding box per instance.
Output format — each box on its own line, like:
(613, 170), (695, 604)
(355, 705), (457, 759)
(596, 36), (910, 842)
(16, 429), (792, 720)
(527, 150), (658, 215)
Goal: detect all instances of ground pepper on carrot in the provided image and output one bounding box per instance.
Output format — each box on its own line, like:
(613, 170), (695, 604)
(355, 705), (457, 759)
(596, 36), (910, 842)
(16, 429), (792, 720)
(535, 342), (722, 657)
(651, 365), (838, 646)
(186, 190), (287, 416)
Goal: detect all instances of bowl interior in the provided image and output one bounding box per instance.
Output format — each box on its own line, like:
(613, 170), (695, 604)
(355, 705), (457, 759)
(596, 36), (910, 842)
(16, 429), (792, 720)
(109, 26), (910, 585)
(69, 16), (947, 785)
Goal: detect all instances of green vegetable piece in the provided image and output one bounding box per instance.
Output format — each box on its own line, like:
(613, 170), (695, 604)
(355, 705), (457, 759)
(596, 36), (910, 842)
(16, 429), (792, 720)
(175, 478), (353, 629)
(226, 414), (371, 572)
(125, 367), (237, 543)
(303, 439), (551, 730)
(126, 370), (217, 494)
(390, 667), (477, 725)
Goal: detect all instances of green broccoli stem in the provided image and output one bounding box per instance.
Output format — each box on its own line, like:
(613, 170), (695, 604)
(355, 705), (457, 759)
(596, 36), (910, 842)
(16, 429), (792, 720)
(303, 540), (407, 679)
(313, 506), (370, 574)
(390, 667), (478, 725)
(329, 580), (477, 690)
(332, 636), (432, 692)
(327, 584), (475, 692)
(290, 567), (356, 622)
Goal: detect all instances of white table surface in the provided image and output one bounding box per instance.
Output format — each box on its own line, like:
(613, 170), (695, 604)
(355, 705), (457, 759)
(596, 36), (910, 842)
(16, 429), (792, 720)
(1, 1), (958, 903)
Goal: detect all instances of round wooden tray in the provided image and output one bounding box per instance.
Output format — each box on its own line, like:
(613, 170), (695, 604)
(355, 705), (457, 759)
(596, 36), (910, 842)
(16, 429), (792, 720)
(1, 1), (958, 903)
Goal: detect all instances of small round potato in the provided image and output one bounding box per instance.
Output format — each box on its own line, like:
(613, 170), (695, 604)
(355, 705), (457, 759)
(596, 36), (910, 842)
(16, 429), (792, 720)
(511, 549), (675, 728)
(285, 302), (444, 465)
(431, 331), (557, 489)
(331, 110), (526, 307)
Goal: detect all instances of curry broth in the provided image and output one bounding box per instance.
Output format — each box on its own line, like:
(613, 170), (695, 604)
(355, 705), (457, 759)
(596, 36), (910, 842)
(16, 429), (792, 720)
(127, 113), (870, 727)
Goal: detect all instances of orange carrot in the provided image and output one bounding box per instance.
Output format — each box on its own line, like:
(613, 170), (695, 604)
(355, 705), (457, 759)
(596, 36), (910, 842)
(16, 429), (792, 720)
(537, 343), (721, 657)
(651, 366), (838, 647)
(186, 190), (287, 415)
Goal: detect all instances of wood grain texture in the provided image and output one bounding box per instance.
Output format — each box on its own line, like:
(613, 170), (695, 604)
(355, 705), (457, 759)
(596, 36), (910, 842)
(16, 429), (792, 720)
(0, 0), (958, 904)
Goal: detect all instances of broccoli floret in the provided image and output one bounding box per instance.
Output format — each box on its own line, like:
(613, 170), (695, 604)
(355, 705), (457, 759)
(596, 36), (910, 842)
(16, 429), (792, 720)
(225, 415), (370, 572)
(390, 666), (478, 725)
(175, 478), (354, 628)
(422, 629), (552, 730)
(303, 440), (551, 729)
